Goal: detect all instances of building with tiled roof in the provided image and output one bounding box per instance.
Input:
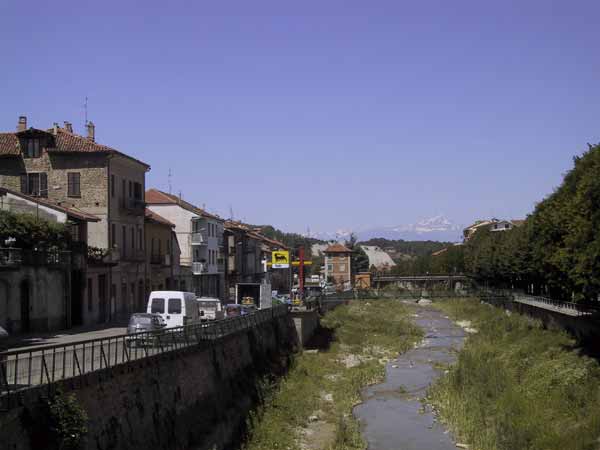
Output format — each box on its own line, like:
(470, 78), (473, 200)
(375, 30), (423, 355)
(0, 116), (151, 326)
(144, 208), (181, 293)
(324, 243), (353, 290)
(146, 189), (225, 298)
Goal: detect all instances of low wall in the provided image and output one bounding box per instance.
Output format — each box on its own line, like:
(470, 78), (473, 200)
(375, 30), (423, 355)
(479, 295), (600, 344)
(0, 314), (299, 450)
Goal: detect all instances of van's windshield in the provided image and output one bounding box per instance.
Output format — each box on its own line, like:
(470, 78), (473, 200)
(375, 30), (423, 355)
(168, 298), (182, 314)
(151, 298), (165, 314)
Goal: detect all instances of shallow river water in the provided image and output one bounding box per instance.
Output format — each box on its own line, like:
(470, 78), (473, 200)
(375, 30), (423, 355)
(354, 305), (466, 450)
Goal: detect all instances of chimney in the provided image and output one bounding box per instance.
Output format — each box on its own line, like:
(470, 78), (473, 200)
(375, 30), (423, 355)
(63, 121), (73, 133)
(53, 122), (59, 135)
(16, 116), (27, 132)
(86, 121), (95, 141)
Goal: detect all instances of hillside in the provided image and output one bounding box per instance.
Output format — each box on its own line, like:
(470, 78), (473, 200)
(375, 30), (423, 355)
(359, 238), (452, 261)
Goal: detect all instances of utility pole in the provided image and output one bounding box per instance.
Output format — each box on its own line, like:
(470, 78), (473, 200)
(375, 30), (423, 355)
(298, 246), (305, 299)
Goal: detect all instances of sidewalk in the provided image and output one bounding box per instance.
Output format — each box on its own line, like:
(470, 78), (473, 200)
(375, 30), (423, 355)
(1, 320), (129, 353)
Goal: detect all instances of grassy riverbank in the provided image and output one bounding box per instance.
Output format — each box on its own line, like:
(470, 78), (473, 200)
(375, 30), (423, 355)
(243, 300), (422, 450)
(429, 299), (600, 450)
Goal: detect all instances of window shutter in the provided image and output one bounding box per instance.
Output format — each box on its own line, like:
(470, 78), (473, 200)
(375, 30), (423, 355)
(40, 173), (48, 197)
(20, 174), (28, 194)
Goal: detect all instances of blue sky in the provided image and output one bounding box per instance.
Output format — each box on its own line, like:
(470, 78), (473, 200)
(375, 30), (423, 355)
(1, 0), (599, 233)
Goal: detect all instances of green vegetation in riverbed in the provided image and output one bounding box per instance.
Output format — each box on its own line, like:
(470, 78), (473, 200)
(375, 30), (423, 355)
(243, 300), (423, 450)
(429, 299), (600, 450)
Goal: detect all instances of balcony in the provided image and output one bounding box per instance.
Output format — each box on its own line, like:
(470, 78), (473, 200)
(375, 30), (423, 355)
(192, 262), (207, 275)
(1, 249), (71, 268)
(87, 247), (120, 265)
(150, 253), (171, 266)
(191, 232), (207, 245)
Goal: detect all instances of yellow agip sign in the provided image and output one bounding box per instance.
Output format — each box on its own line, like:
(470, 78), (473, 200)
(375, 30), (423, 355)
(272, 250), (290, 268)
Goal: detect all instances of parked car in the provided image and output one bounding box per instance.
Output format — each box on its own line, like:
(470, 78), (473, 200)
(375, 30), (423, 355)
(197, 297), (225, 321)
(126, 313), (166, 347)
(146, 291), (199, 328)
(224, 303), (244, 318)
(241, 304), (257, 315)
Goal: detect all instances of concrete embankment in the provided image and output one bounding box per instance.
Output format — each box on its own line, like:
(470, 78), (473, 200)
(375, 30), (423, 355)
(0, 314), (298, 450)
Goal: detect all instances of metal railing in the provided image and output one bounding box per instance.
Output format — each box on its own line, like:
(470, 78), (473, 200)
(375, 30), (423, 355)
(191, 232), (207, 245)
(192, 262), (207, 274)
(0, 248), (22, 268)
(0, 304), (288, 410)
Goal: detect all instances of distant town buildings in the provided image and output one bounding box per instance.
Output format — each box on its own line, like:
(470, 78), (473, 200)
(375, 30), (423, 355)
(462, 218), (525, 242)
(323, 243), (352, 291)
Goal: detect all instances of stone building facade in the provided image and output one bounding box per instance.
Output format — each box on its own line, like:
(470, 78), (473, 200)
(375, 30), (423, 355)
(0, 116), (150, 325)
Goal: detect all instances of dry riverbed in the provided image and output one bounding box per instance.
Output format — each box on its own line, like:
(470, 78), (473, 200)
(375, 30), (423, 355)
(242, 300), (422, 450)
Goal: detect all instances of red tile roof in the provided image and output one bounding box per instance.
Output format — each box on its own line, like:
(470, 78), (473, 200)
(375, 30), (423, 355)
(145, 189), (222, 221)
(0, 133), (19, 156)
(324, 243), (352, 253)
(0, 187), (100, 222)
(144, 208), (175, 227)
(0, 127), (150, 169)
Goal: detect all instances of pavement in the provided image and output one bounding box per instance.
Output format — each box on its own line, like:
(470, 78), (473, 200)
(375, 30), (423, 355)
(2, 321), (128, 353)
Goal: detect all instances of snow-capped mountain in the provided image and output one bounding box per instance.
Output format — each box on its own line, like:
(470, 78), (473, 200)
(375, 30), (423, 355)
(309, 215), (463, 243)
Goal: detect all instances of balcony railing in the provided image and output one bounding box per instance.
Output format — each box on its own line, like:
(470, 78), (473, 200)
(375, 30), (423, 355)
(0, 249), (70, 267)
(192, 262), (207, 275)
(87, 247), (120, 265)
(191, 232), (207, 245)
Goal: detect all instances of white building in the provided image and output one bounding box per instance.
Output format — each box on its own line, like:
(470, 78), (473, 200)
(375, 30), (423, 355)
(145, 189), (224, 299)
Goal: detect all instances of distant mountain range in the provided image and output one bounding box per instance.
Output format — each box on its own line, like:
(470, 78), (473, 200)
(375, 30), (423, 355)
(308, 215), (464, 243)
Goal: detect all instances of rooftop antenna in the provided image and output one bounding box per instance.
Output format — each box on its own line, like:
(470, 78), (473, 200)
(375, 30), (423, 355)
(84, 96), (88, 126)
(229, 204), (234, 220)
(168, 168), (172, 194)
(179, 190), (182, 201)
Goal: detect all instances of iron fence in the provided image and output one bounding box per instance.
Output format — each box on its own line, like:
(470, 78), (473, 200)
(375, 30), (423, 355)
(0, 304), (288, 410)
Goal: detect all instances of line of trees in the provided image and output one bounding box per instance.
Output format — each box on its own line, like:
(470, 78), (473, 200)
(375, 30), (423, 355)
(465, 143), (600, 302)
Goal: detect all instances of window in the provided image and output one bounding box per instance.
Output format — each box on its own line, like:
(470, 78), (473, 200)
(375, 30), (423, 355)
(25, 139), (40, 158)
(122, 225), (126, 253)
(168, 298), (182, 314)
(158, 239), (162, 255)
(67, 172), (81, 197)
(151, 298), (165, 314)
(339, 264), (346, 272)
(130, 227), (134, 250)
(87, 278), (93, 312)
(121, 179), (126, 204)
(133, 182), (142, 200)
(138, 228), (143, 250)
(111, 175), (115, 198)
(20, 173), (47, 197)
(167, 238), (170, 254)
(111, 224), (116, 247)
(128, 181), (133, 198)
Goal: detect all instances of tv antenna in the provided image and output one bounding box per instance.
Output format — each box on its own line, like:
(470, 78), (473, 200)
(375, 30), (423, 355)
(168, 168), (172, 194)
(229, 204), (234, 220)
(84, 96), (88, 126)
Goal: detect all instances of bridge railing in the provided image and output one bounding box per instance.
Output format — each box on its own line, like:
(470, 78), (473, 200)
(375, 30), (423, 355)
(0, 304), (288, 410)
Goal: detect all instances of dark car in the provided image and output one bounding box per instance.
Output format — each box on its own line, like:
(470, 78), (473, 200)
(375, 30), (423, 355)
(126, 313), (166, 347)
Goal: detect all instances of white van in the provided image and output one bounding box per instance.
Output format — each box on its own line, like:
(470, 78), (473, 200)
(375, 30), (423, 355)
(146, 291), (199, 328)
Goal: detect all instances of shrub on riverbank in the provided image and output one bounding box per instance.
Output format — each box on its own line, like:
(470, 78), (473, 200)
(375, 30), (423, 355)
(243, 300), (422, 450)
(429, 299), (600, 450)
